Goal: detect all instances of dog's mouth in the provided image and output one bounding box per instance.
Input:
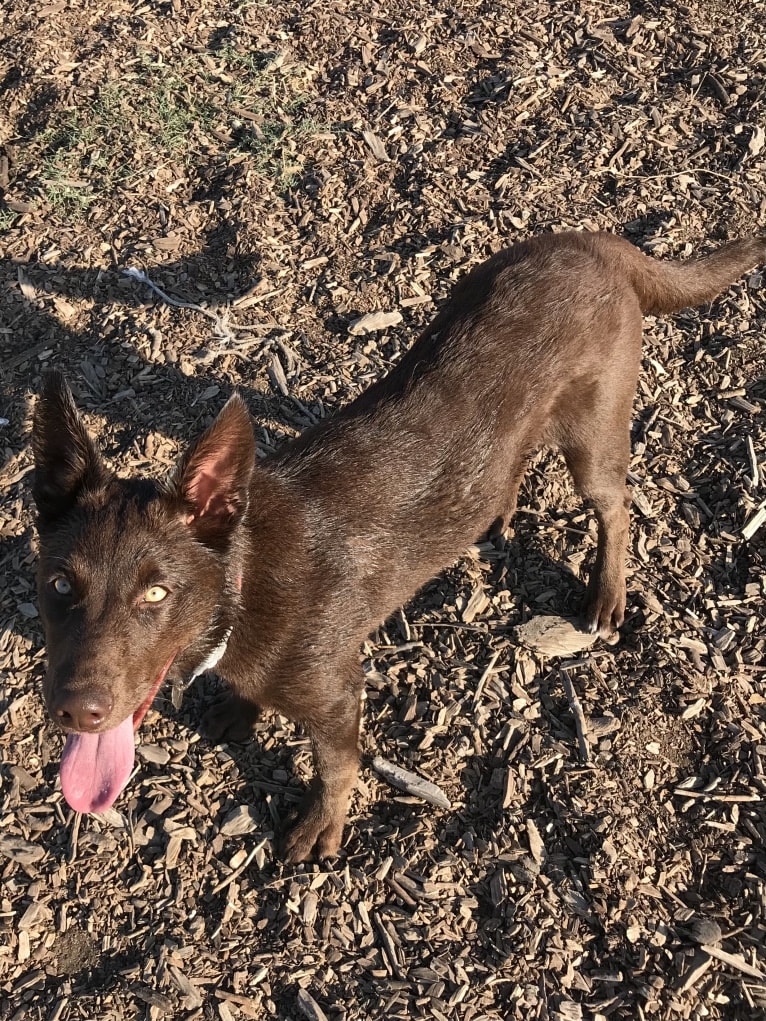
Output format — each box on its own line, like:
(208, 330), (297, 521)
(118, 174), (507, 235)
(58, 653), (177, 815)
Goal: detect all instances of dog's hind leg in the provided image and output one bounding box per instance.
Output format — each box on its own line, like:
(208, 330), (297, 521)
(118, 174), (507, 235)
(560, 383), (635, 638)
(488, 465), (524, 539)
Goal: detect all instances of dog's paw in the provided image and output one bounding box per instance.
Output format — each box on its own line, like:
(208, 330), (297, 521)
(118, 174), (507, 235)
(283, 787), (346, 863)
(202, 694), (260, 743)
(582, 588), (625, 641)
(488, 515), (516, 541)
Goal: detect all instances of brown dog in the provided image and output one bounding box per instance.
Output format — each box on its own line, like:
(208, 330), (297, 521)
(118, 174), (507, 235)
(32, 230), (765, 860)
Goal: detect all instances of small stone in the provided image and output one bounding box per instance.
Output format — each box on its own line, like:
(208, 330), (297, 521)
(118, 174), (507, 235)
(684, 917), (723, 945)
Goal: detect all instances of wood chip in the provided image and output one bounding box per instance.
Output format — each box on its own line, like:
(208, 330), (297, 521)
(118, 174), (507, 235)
(0, 835), (45, 865)
(219, 805), (260, 836)
(371, 756), (451, 808)
(348, 310), (403, 336)
(296, 988), (329, 1021)
(362, 130), (390, 162)
(742, 502), (766, 540)
(560, 668), (590, 764)
(702, 944), (766, 981)
(676, 948), (713, 993)
(516, 616), (598, 657)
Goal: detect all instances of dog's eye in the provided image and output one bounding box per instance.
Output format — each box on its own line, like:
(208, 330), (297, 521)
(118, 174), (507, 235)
(143, 585), (169, 604)
(52, 576), (72, 596)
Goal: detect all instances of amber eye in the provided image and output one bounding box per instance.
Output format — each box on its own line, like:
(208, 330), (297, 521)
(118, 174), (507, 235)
(143, 585), (169, 604)
(52, 576), (72, 596)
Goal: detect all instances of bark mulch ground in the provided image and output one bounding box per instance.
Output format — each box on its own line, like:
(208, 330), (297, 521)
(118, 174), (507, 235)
(1, 1), (765, 1019)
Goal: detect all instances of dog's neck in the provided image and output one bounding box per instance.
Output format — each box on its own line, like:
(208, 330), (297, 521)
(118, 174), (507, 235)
(177, 524), (249, 681)
(189, 627), (232, 679)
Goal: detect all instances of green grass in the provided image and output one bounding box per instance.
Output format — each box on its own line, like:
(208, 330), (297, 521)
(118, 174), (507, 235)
(231, 114), (327, 187)
(209, 46), (326, 187)
(37, 68), (207, 214)
(34, 45), (331, 213)
(0, 208), (18, 231)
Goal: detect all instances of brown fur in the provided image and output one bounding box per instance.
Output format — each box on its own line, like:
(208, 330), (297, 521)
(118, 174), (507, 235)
(32, 230), (765, 860)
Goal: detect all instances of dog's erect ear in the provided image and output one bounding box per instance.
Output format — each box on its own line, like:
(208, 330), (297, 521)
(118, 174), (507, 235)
(170, 394), (256, 546)
(32, 372), (108, 525)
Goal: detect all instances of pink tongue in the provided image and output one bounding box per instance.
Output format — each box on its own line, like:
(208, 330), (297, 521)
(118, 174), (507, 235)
(59, 715), (135, 814)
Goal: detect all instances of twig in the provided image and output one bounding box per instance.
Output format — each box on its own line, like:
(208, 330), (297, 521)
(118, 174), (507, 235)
(746, 435), (759, 488)
(591, 166), (741, 185)
(122, 267), (268, 346)
(702, 943), (766, 981)
(672, 790), (761, 803)
(210, 839), (267, 895)
(67, 810), (81, 864)
(473, 649), (501, 706)
(560, 667), (590, 763)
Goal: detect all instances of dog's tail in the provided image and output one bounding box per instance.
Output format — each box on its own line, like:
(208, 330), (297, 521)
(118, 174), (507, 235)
(625, 234), (766, 316)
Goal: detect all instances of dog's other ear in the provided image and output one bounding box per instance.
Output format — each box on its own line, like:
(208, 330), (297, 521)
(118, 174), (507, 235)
(170, 394), (256, 547)
(32, 372), (108, 525)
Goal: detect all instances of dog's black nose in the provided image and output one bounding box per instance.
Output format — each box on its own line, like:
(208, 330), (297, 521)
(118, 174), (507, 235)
(52, 691), (113, 732)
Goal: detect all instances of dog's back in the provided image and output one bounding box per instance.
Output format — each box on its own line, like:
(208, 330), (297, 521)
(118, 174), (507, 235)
(270, 231), (765, 628)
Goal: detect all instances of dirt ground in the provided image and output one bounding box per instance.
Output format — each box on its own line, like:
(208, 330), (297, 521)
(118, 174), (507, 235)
(1, 1), (765, 1019)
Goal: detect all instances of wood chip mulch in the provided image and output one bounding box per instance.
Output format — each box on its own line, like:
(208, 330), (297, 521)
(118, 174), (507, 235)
(0, 1), (764, 1019)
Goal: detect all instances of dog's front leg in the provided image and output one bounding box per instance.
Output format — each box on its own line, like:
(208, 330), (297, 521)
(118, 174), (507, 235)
(284, 682), (362, 863)
(202, 690), (261, 743)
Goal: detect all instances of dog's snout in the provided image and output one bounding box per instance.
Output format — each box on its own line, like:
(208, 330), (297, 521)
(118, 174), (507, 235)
(51, 690), (113, 732)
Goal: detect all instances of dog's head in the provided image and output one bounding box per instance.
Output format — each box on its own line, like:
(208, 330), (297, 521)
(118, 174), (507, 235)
(31, 372), (256, 813)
